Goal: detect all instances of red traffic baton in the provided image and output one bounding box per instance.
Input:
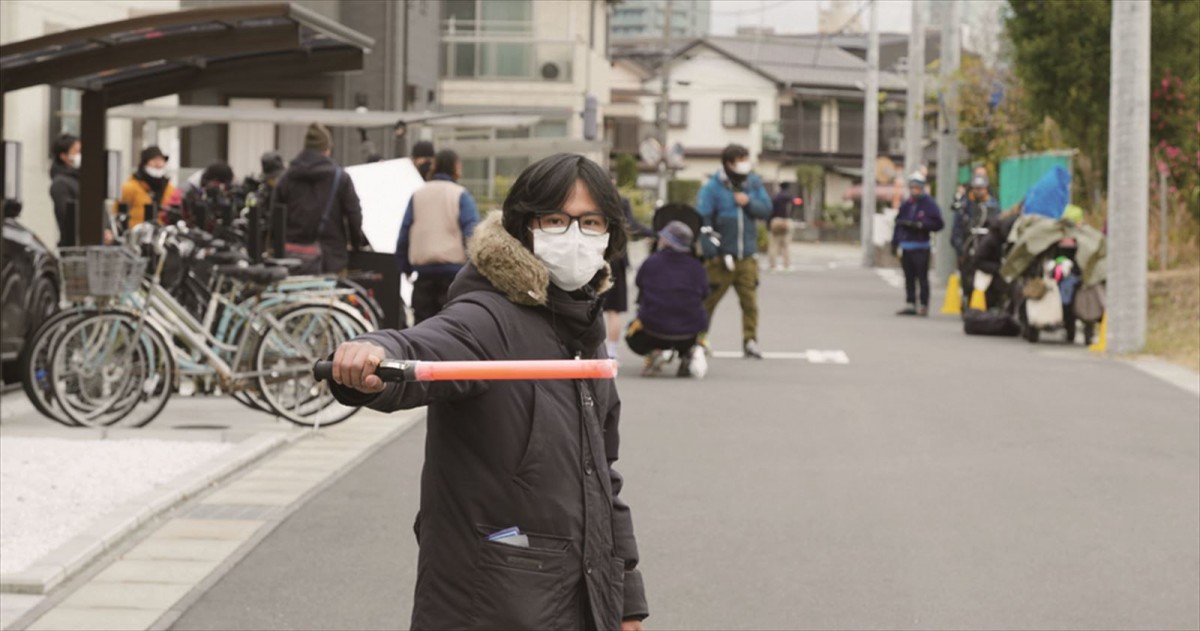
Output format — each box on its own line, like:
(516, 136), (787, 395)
(313, 359), (618, 383)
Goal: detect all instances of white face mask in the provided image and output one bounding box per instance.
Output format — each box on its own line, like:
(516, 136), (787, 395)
(70, 154), (81, 169)
(733, 160), (752, 175)
(145, 166), (167, 179)
(533, 223), (610, 291)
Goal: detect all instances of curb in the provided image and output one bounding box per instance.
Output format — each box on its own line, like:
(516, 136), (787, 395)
(0, 429), (310, 595)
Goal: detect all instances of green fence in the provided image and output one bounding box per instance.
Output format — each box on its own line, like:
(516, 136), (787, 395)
(999, 151), (1073, 210)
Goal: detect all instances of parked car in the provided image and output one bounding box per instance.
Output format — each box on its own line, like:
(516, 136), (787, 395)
(2, 200), (60, 382)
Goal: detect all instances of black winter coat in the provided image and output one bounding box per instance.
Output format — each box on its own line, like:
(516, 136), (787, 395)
(331, 213), (649, 630)
(50, 162), (79, 247)
(276, 149), (366, 273)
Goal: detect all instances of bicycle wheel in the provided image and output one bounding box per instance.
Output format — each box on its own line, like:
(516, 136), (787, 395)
(255, 304), (366, 428)
(19, 307), (97, 426)
(50, 312), (174, 427)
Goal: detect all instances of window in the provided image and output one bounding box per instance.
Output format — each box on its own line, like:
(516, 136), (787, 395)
(722, 101), (756, 128)
(48, 87), (82, 148)
(819, 99), (839, 153)
(668, 102), (688, 128)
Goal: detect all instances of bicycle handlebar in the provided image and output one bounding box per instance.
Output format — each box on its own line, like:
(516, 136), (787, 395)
(312, 359), (619, 383)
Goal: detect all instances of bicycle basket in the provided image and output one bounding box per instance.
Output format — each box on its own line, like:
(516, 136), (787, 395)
(60, 246), (145, 298)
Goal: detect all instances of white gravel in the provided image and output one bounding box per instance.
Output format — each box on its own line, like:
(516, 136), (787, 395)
(0, 437), (234, 575)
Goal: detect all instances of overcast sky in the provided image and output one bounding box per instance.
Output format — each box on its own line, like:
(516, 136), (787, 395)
(708, 0), (914, 36)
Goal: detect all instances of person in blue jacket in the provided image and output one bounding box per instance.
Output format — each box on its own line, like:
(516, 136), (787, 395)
(891, 172), (945, 316)
(395, 149), (480, 324)
(695, 144), (772, 358)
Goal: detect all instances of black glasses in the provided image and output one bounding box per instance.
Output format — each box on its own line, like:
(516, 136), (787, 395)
(533, 211), (610, 236)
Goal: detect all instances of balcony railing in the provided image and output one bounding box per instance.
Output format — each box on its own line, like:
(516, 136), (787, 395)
(442, 41), (574, 82)
(769, 118), (906, 157)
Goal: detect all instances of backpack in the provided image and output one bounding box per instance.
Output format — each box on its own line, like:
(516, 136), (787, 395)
(284, 169), (342, 274)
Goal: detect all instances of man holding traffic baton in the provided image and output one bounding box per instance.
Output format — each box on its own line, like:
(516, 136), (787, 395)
(328, 154), (648, 631)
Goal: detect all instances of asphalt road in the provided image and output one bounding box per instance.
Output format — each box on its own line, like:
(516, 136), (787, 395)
(170, 245), (1200, 630)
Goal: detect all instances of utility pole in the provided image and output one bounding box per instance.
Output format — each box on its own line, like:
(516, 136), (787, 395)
(1107, 0), (1151, 353)
(656, 0), (674, 205)
(860, 0), (879, 267)
(904, 0), (925, 175)
(933, 0), (960, 285)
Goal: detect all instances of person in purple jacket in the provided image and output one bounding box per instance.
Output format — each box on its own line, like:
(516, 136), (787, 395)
(891, 172), (945, 316)
(626, 220), (711, 378)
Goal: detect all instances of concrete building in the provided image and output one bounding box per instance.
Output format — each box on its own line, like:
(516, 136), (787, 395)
(624, 36), (907, 219)
(436, 0), (612, 201)
(0, 0), (181, 249)
(610, 0), (709, 41)
(178, 0), (440, 180)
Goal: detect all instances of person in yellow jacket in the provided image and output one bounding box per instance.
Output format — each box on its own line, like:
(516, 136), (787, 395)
(114, 146), (176, 228)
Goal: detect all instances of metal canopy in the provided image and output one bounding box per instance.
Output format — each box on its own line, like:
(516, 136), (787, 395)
(0, 2), (373, 246)
(106, 104), (548, 130)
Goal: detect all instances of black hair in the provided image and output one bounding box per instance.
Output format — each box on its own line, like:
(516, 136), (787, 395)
(200, 162), (234, 187)
(721, 143), (749, 166)
(779, 182), (791, 190)
(52, 133), (79, 163)
(501, 153), (627, 261)
(433, 149), (458, 178)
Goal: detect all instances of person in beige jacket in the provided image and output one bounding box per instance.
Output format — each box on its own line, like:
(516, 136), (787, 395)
(395, 149), (480, 323)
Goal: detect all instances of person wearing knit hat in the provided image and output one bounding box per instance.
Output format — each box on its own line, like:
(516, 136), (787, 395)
(304, 123), (333, 153)
(113, 145), (175, 229)
(412, 140), (436, 181)
(275, 122), (367, 274)
(625, 216), (711, 378)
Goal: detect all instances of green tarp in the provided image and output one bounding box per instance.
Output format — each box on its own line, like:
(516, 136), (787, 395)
(998, 152), (1073, 211)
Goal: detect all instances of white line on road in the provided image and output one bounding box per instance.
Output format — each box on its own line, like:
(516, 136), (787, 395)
(711, 350), (850, 364)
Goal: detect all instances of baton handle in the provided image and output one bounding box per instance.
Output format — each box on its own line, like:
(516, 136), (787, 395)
(312, 359), (618, 383)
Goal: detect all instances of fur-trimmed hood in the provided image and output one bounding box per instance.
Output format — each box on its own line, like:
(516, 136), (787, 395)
(459, 211), (611, 307)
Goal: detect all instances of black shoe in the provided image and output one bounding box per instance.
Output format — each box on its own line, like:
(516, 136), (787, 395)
(896, 304), (918, 316)
(743, 339), (763, 359)
(676, 356), (692, 377)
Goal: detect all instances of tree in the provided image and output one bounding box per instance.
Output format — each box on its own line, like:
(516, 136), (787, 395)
(1004, 0), (1200, 214)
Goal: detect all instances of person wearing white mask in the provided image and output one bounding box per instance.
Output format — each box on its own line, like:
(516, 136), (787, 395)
(114, 145), (176, 228)
(326, 153), (649, 631)
(50, 133), (114, 246)
(696, 143), (772, 359)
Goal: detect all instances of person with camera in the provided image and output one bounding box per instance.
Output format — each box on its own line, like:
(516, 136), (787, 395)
(696, 143), (773, 359)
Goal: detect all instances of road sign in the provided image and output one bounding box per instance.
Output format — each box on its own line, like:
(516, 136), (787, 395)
(639, 137), (662, 165)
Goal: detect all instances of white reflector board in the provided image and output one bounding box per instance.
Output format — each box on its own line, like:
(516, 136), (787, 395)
(344, 158), (424, 254)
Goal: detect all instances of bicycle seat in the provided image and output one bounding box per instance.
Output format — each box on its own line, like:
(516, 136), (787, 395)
(206, 251), (248, 265)
(178, 229), (215, 247)
(215, 264), (288, 285)
(263, 257), (303, 270)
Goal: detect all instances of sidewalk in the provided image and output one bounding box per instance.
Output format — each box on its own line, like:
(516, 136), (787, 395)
(0, 388), (425, 630)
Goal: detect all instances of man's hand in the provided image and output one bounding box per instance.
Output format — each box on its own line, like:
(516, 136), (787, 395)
(331, 341), (387, 393)
(103, 229), (114, 245)
(621, 619), (645, 631)
(734, 192), (750, 207)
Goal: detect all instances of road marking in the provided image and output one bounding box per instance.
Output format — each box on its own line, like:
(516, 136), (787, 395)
(875, 268), (904, 289)
(711, 350), (850, 364)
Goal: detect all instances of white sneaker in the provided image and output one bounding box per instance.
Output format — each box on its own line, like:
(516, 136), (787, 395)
(689, 346), (708, 379)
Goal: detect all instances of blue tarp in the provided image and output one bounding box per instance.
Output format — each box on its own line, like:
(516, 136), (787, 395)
(1022, 165), (1071, 219)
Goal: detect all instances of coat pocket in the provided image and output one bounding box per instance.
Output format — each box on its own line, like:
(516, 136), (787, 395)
(512, 383), (551, 491)
(469, 526), (577, 630)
